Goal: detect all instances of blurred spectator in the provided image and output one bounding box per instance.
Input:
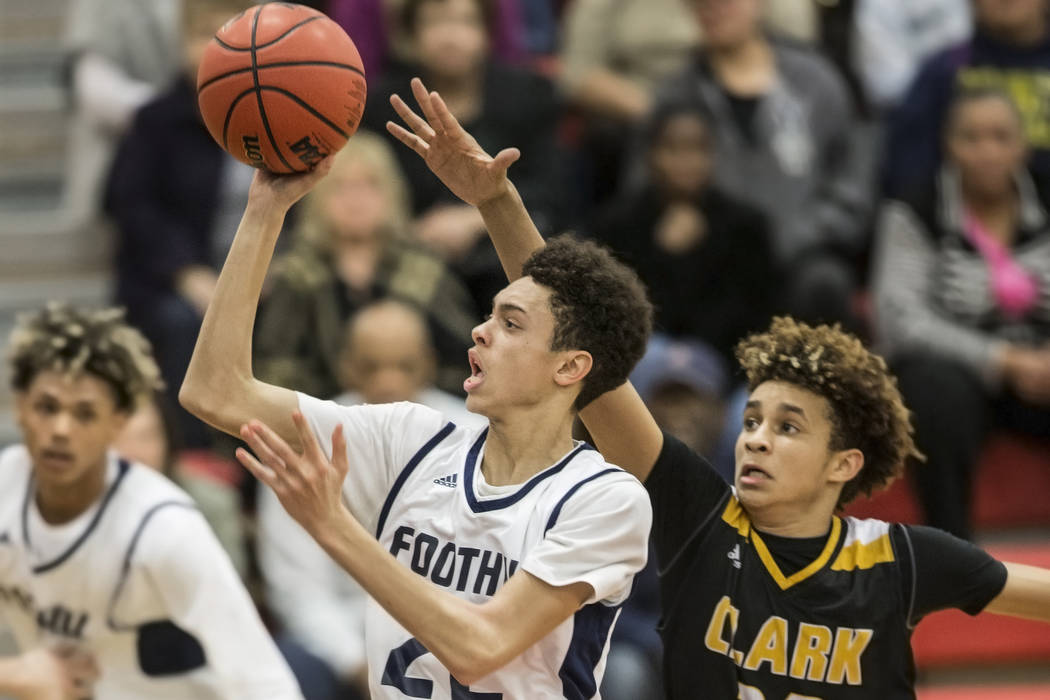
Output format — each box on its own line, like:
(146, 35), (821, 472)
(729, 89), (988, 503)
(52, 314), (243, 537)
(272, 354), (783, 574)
(330, 0), (530, 81)
(335, 299), (488, 428)
(558, 0), (700, 209)
(104, 0), (254, 449)
(362, 0), (561, 312)
(873, 88), (1050, 540)
(651, 0), (867, 329)
(589, 97), (778, 367)
(258, 300), (483, 700)
(885, 0), (1050, 198)
(112, 391), (249, 577)
(253, 132), (478, 399)
(64, 0), (184, 220)
(853, 0), (972, 112)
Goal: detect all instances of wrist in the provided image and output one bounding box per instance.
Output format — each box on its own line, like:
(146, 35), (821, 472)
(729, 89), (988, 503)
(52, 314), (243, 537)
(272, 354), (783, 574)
(476, 181), (517, 212)
(314, 506), (361, 554)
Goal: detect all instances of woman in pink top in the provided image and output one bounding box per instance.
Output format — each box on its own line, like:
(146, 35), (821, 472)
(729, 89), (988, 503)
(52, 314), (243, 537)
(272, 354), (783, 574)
(872, 87), (1050, 540)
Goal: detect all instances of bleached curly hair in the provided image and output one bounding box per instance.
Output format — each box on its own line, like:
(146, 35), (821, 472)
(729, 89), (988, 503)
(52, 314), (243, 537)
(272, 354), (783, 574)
(736, 317), (921, 508)
(8, 303), (163, 411)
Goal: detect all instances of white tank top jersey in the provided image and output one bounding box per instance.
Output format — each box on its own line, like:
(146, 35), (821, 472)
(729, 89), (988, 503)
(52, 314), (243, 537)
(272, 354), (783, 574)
(0, 445), (302, 700)
(296, 393), (653, 700)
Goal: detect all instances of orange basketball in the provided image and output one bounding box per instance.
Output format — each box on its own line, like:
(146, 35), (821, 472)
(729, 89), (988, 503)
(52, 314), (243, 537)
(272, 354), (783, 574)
(196, 3), (366, 174)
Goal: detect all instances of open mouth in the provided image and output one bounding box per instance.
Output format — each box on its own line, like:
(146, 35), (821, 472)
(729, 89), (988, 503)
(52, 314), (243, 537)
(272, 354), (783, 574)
(39, 448), (75, 470)
(464, 349), (486, 393)
(739, 464), (772, 485)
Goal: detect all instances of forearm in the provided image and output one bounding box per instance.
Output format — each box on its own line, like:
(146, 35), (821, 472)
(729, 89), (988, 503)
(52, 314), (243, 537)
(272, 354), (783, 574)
(316, 509), (506, 684)
(477, 183), (545, 281)
(180, 201), (285, 423)
(984, 562), (1050, 623)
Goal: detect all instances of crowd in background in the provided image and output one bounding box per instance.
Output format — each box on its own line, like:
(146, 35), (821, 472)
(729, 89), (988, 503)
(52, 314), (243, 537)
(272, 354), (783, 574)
(43, 0), (1050, 697)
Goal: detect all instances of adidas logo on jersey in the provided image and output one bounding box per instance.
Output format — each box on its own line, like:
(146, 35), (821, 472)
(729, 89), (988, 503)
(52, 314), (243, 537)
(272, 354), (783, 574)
(433, 474), (458, 488)
(727, 544), (741, 569)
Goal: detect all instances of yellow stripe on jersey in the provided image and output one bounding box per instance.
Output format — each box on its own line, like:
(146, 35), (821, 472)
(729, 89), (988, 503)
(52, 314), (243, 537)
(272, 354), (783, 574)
(830, 532), (895, 571)
(751, 517), (842, 591)
(721, 495), (752, 537)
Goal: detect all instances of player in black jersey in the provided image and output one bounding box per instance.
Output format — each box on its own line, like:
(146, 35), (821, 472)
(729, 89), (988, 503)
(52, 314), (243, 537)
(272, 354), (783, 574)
(386, 80), (1050, 699)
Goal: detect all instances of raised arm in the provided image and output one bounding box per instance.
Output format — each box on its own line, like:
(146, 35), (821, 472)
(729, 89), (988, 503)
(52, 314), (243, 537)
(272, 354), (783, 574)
(984, 562), (1050, 623)
(178, 162), (332, 446)
(387, 79), (664, 480)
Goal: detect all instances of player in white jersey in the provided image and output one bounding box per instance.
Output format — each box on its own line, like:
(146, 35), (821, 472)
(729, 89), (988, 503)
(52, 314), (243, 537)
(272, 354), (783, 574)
(0, 304), (302, 700)
(179, 84), (655, 698)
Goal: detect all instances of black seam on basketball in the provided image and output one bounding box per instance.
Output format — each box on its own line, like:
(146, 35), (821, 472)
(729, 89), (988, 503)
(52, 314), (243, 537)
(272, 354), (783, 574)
(259, 86), (349, 140)
(198, 61), (365, 93)
(208, 15), (322, 52)
(251, 5), (296, 173)
(221, 87), (259, 151)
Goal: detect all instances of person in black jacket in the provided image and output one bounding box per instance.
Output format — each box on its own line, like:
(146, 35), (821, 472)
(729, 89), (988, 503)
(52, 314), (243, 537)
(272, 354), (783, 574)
(361, 0), (562, 314)
(590, 98), (779, 368)
(104, 1), (257, 447)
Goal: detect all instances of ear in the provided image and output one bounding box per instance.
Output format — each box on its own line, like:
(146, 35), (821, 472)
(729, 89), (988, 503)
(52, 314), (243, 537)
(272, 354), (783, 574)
(827, 448), (864, 486)
(553, 351), (593, 389)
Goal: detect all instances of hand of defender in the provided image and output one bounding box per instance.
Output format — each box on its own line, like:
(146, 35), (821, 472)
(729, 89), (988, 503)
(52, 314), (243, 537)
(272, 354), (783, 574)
(387, 77), (521, 208)
(247, 156), (335, 213)
(236, 412), (350, 539)
(19, 646), (98, 700)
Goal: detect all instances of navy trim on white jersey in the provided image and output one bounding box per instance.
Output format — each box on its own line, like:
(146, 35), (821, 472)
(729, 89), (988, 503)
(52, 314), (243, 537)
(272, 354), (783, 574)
(25, 459), (132, 575)
(463, 430), (593, 514)
(108, 500), (198, 631)
(544, 468), (621, 535)
(559, 601), (621, 700)
(375, 422), (457, 538)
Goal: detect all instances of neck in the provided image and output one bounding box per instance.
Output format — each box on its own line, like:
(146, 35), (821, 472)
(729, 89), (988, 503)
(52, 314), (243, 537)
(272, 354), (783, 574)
(34, 459), (108, 525)
(963, 184), (1017, 215)
(747, 495), (838, 538)
(708, 35), (774, 94)
(481, 402), (578, 486)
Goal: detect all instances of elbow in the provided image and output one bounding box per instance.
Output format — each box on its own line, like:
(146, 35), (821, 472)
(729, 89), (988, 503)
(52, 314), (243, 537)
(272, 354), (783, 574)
(442, 632), (507, 687)
(178, 376), (213, 423)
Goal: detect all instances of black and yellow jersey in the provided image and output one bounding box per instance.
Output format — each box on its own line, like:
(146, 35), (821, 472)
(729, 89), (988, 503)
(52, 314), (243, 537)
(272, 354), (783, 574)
(647, 433), (1008, 700)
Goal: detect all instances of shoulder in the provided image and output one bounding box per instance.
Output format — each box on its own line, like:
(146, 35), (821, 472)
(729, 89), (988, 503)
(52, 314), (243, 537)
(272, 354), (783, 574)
(558, 450), (651, 510)
(831, 516), (898, 572)
(771, 41), (849, 98)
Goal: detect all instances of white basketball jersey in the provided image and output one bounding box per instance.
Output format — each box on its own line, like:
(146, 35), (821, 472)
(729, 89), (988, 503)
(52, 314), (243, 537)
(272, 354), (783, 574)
(0, 445), (302, 700)
(297, 394), (652, 700)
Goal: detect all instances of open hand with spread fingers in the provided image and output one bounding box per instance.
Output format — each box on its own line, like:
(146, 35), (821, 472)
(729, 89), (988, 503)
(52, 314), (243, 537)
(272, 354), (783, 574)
(235, 412), (350, 540)
(387, 77), (521, 208)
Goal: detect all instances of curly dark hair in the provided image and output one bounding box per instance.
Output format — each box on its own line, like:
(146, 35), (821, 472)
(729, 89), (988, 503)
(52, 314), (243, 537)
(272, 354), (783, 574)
(8, 303), (163, 412)
(735, 317), (920, 508)
(522, 235), (653, 409)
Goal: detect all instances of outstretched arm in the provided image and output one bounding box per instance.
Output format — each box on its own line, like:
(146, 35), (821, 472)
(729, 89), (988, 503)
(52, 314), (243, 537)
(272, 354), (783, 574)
(984, 562), (1050, 623)
(179, 162), (332, 447)
(236, 414), (593, 686)
(387, 79), (664, 480)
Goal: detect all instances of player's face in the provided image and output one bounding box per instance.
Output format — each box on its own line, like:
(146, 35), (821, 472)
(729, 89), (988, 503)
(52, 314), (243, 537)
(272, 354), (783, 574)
(16, 371), (128, 490)
(464, 277), (568, 416)
(733, 381), (840, 511)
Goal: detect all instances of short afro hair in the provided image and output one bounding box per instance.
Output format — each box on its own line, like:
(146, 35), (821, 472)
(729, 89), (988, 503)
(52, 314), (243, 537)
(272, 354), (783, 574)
(522, 235), (652, 409)
(735, 317), (920, 508)
(8, 303), (163, 412)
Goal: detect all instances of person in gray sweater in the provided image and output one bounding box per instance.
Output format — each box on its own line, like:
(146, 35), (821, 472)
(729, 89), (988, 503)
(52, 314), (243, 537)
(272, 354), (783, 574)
(872, 88), (1050, 540)
(652, 0), (872, 330)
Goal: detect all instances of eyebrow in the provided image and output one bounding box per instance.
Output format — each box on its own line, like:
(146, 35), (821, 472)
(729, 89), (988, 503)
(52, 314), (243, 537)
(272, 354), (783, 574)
(745, 400), (808, 419)
(496, 302), (528, 317)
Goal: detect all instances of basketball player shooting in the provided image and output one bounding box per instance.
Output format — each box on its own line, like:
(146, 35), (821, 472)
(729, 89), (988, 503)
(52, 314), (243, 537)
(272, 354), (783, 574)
(0, 305), (302, 700)
(385, 78), (1050, 699)
(179, 112), (655, 696)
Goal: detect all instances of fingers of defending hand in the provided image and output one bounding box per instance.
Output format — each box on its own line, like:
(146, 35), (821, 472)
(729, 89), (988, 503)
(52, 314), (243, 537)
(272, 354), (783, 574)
(492, 147), (521, 172)
(390, 93), (435, 141)
(248, 420), (304, 474)
(411, 77), (444, 133)
(292, 411), (325, 465)
(428, 91), (466, 139)
(387, 122), (429, 158)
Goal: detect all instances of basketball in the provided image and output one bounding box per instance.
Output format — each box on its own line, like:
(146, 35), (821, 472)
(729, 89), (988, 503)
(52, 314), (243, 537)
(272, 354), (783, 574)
(196, 3), (366, 174)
